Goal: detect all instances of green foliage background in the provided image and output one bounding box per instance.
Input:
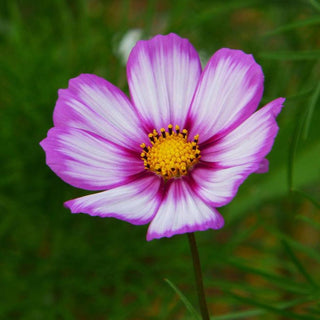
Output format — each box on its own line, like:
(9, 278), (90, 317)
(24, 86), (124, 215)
(0, 0), (319, 319)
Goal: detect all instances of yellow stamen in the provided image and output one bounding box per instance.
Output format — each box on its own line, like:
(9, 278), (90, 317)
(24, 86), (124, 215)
(140, 124), (201, 180)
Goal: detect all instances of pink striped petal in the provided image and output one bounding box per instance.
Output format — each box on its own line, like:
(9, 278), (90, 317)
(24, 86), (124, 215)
(188, 48), (264, 143)
(202, 98), (285, 165)
(147, 179), (224, 241)
(65, 175), (162, 225)
(53, 74), (145, 152)
(192, 166), (254, 207)
(40, 127), (143, 190)
(127, 33), (202, 131)
(193, 98), (285, 207)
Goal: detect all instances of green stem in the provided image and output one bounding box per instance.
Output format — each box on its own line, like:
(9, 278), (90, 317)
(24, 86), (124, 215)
(187, 232), (210, 320)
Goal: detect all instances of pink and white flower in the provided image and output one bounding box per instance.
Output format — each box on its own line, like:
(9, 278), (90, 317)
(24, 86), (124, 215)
(40, 33), (285, 241)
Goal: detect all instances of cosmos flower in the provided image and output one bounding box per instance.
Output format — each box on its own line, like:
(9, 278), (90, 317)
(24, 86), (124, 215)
(40, 33), (285, 241)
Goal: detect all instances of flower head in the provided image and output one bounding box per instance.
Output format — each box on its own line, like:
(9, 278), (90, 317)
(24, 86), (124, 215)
(40, 33), (285, 241)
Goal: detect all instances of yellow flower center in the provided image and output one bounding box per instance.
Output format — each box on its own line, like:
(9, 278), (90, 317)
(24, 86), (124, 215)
(140, 124), (201, 180)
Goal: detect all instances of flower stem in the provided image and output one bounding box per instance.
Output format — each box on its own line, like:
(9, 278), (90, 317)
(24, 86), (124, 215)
(187, 232), (210, 320)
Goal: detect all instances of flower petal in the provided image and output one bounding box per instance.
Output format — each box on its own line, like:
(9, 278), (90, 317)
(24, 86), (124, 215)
(188, 48), (264, 143)
(40, 127), (143, 190)
(192, 166), (253, 207)
(65, 175), (162, 225)
(193, 98), (285, 207)
(127, 33), (202, 131)
(255, 158), (269, 173)
(147, 179), (224, 241)
(53, 73), (145, 152)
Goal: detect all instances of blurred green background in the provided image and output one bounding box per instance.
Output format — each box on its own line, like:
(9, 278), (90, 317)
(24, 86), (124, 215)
(1, 0), (320, 319)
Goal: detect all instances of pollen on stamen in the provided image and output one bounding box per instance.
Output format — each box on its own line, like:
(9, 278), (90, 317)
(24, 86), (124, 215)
(160, 128), (166, 138)
(148, 133), (155, 143)
(182, 129), (188, 139)
(140, 143), (148, 153)
(140, 124), (201, 180)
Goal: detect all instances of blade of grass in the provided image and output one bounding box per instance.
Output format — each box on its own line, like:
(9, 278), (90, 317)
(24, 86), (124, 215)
(264, 16), (320, 36)
(295, 215), (320, 231)
(305, 305), (320, 316)
(164, 278), (201, 320)
(287, 80), (319, 189)
(212, 297), (317, 320)
(144, 0), (156, 37)
(224, 221), (259, 251)
(281, 239), (318, 288)
(7, 1), (23, 46)
(260, 50), (320, 60)
(292, 189), (320, 209)
(287, 112), (303, 191)
(228, 293), (320, 320)
(212, 308), (265, 319)
(302, 81), (320, 139)
(270, 228), (320, 264)
(225, 259), (311, 295)
(192, 0), (259, 26)
(285, 87), (314, 100)
(310, 0), (320, 11)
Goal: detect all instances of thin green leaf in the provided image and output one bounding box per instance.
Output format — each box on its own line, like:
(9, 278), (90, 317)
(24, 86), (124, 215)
(288, 112), (304, 191)
(270, 228), (320, 264)
(144, 0), (156, 36)
(225, 258), (311, 295)
(260, 50), (320, 60)
(208, 278), (275, 297)
(306, 305), (320, 316)
(7, 1), (23, 45)
(264, 16), (320, 36)
(292, 189), (320, 209)
(285, 87), (314, 100)
(287, 77), (320, 189)
(228, 293), (320, 320)
(303, 81), (320, 139)
(310, 0), (320, 11)
(164, 278), (201, 320)
(191, 0), (259, 25)
(224, 221), (259, 250)
(212, 308), (264, 319)
(212, 297), (317, 320)
(281, 239), (318, 288)
(295, 215), (320, 231)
